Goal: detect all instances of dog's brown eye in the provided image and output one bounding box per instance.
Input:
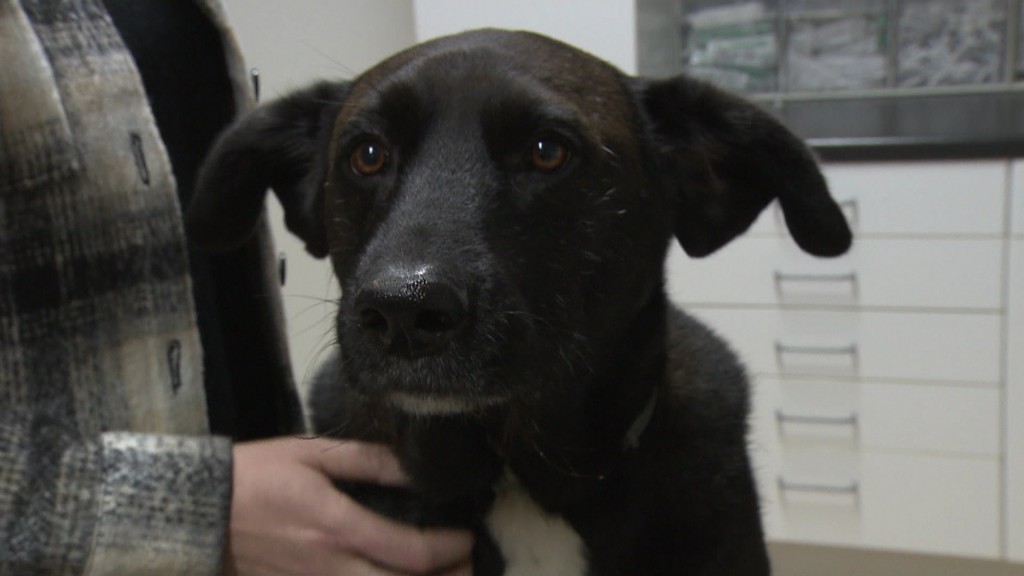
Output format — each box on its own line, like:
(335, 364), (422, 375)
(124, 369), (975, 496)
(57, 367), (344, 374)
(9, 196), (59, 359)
(350, 141), (389, 176)
(529, 138), (569, 172)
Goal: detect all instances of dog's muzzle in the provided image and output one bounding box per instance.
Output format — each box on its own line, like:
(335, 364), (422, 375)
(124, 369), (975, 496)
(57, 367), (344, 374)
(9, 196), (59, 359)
(346, 262), (513, 416)
(354, 264), (469, 359)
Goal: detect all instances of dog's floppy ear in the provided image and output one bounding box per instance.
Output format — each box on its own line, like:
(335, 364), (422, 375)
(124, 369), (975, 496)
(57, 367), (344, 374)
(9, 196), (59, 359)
(187, 81), (350, 257)
(635, 76), (851, 258)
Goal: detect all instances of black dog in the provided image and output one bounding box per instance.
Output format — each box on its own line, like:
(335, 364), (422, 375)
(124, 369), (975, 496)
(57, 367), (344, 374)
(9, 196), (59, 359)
(188, 29), (851, 575)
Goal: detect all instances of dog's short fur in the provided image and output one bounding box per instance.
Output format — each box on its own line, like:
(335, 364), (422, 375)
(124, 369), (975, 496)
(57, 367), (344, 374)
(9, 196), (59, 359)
(189, 29), (851, 575)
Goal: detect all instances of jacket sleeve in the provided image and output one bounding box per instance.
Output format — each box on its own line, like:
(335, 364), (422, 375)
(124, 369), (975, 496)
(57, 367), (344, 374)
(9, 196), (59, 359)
(0, 413), (232, 576)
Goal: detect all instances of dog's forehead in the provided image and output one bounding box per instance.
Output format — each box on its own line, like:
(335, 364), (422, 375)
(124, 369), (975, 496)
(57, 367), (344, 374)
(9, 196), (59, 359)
(340, 30), (634, 138)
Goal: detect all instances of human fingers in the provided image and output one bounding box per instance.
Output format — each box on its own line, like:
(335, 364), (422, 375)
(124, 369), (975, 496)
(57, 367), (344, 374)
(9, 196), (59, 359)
(296, 437), (410, 487)
(343, 557), (472, 576)
(433, 560), (473, 576)
(224, 543), (438, 576)
(230, 438), (472, 575)
(328, 495), (475, 574)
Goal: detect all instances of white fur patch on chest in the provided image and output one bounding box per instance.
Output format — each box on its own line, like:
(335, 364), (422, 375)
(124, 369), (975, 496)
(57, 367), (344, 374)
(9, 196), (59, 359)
(485, 473), (588, 576)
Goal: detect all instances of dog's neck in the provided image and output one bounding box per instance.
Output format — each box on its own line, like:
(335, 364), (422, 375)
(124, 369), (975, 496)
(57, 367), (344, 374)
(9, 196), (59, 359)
(506, 293), (670, 511)
(594, 291), (669, 454)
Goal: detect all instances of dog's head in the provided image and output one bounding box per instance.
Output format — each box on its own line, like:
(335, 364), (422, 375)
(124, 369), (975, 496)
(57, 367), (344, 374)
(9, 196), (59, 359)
(189, 28), (849, 483)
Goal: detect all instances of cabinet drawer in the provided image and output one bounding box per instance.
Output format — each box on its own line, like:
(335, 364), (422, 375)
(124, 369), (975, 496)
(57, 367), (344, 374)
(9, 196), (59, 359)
(752, 448), (1001, 559)
(751, 378), (1000, 457)
(690, 308), (1002, 384)
(748, 160), (1007, 237)
(667, 237), (1003, 310)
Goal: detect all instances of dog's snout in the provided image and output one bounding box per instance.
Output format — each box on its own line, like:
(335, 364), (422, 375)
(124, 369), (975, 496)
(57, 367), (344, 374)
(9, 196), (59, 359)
(354, 267), (468, 357)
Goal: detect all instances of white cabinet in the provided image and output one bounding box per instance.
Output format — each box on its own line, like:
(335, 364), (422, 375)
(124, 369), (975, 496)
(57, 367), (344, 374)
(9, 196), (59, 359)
(1008, 161), (1024, 562)
(669, 160), (1014, 560)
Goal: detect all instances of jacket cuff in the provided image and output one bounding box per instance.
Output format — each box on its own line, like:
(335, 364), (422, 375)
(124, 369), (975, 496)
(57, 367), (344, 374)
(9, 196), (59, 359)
(86, 433), (232, 576)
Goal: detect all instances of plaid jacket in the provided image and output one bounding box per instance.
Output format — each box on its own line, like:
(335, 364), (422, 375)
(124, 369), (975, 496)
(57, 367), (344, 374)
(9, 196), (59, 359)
(0, 0), (298, 573)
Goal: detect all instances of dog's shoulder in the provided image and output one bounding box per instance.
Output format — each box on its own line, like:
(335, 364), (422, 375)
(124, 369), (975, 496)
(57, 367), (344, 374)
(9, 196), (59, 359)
(662, 306), (751, 438)
(596, 307), (768, 574)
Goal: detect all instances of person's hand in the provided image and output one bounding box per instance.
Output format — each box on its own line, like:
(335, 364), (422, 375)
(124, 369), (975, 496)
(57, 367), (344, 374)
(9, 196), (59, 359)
(223, 437), (473, 576)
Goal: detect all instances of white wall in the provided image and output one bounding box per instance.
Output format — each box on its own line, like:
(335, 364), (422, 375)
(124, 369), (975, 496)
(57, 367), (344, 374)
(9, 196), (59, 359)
(413, 0), (638, 74)
(219, 0), (416, 388)
(221, 0), (415, 96)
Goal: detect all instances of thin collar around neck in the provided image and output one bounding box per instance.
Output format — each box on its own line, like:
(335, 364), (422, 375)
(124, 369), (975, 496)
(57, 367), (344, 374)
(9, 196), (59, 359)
(623, 387), (658, 451)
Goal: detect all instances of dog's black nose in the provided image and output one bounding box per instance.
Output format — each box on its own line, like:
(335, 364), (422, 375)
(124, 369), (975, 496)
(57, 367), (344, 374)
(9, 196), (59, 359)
(354, 267), (468, 357)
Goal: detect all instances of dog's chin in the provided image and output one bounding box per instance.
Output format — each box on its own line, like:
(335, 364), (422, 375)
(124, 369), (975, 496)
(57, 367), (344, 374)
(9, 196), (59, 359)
(387, 391), (509, 417)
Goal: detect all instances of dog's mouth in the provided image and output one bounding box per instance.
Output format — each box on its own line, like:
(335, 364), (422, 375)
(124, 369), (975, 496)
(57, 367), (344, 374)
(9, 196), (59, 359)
(387, 391), (510, 416)
(336, 271), (531, 420)
(336, 344), (519, 422)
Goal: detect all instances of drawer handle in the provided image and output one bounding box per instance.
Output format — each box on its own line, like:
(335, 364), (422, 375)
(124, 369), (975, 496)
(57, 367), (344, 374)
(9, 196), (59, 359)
(774, 342), (859, 371)
(773, 271), (858, 299)
(775, 410), (859, 429)
(838, 198), (858, 227)
(778, 478), (860, 500)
